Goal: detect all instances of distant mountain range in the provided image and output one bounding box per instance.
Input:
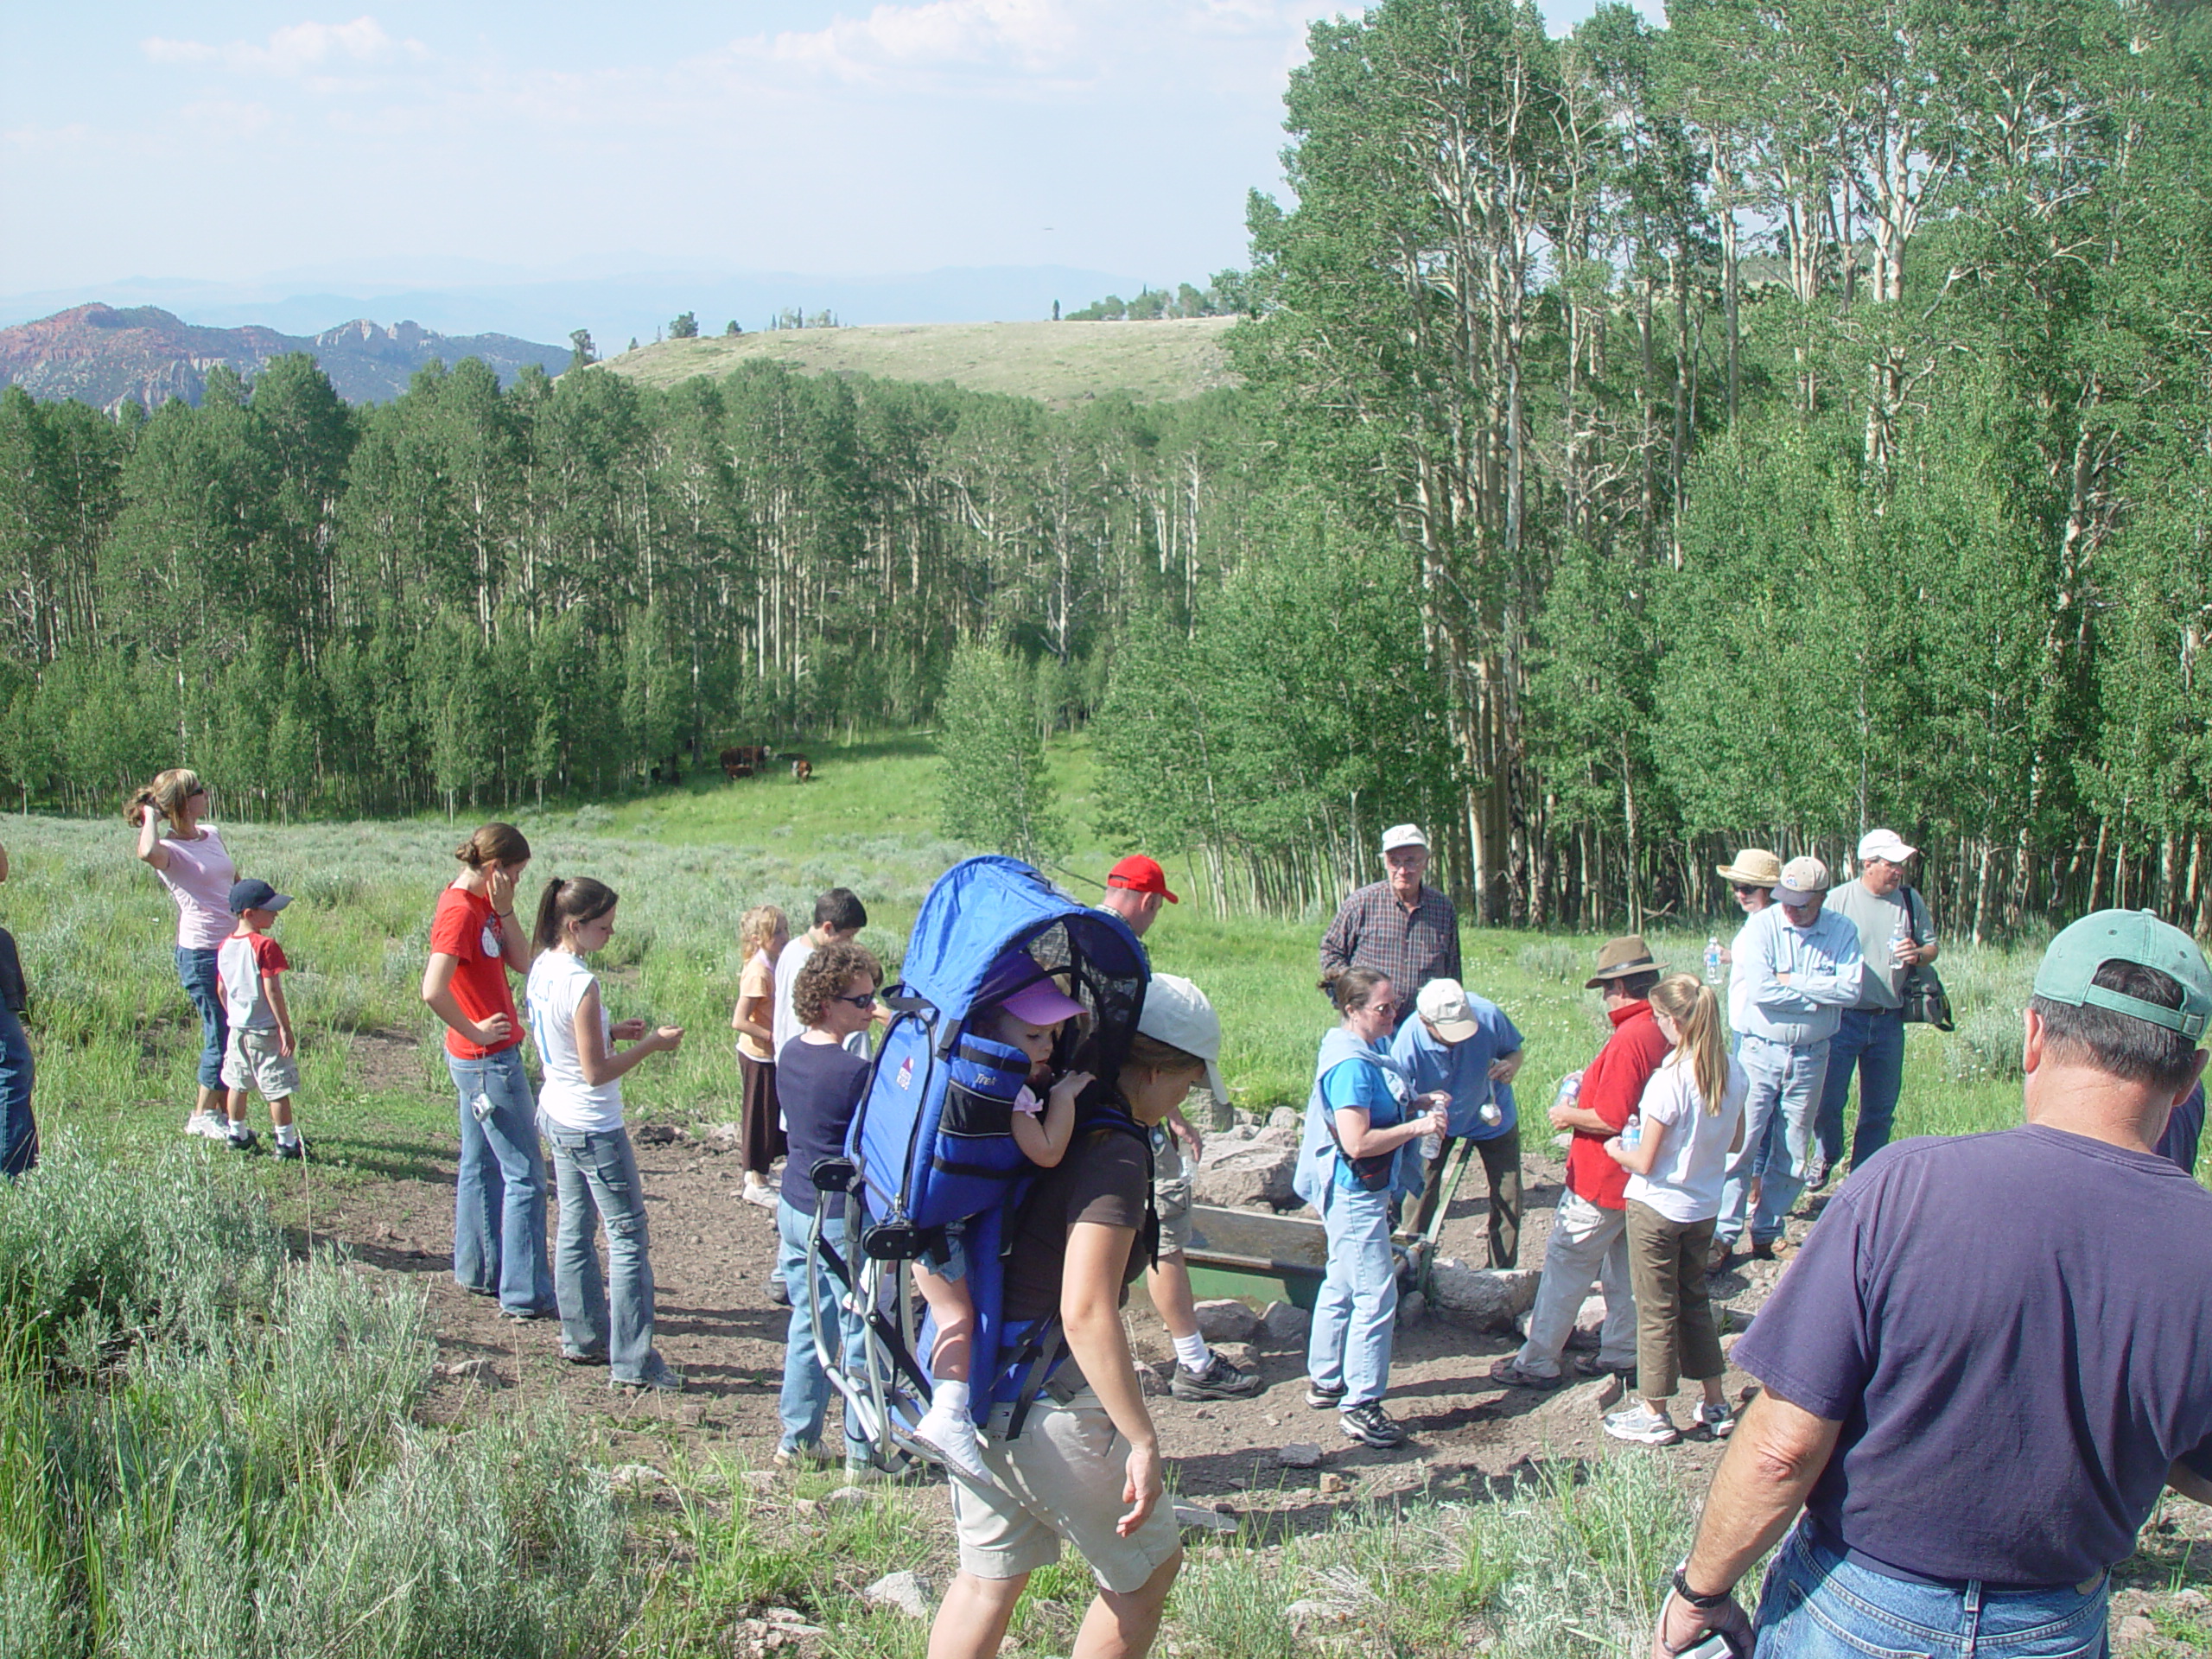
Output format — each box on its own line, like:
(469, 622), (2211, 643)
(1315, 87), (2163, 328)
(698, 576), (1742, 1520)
(0, 305), (571, 410)
(0, 265), (1151, 356)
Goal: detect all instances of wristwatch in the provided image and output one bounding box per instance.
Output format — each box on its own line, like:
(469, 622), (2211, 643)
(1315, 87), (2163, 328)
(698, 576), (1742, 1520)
(1670, 1560), (1734, 1609)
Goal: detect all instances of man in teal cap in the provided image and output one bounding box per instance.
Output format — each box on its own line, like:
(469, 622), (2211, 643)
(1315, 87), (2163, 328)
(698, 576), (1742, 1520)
(1650, 910), (2212, 1659)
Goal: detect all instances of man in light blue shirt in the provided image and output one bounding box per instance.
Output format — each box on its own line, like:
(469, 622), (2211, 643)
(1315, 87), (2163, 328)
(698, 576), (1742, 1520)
(1390, 978), (1525, 1265)
(1713, 856), (1864, 1263)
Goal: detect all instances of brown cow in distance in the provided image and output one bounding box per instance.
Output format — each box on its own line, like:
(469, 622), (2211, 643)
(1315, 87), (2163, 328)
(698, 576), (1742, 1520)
(790, 756), (813, 784)
(719, 744), (772, 779)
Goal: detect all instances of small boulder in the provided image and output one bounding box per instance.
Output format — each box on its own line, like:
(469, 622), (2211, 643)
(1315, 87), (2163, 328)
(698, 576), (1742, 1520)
(2117, 1615), (2156, 1644)
(1267, 1106), (1300, 1133)
(1173, 1503), (1238, 1534)
(1276, 1441), (1325, 1469)
(608, 1463), (670, 1494)
(1534, 1374), (1624, 1421)
(1285, 1599), (1356, 1632)
(1318, 1471), (1350, 1494)
(1193, 1299), (1260, 1343)
(1428, 1262), (1541, 1330)
(1260, 1300), (1311, 1341)
(632, 1122), (682, 1146)
(1398, 1291), (1429, 1329)
(1192, 1141), (1300, 1209)
(822, 1485), (873, 1510)
(863, 1571), (932, 1618)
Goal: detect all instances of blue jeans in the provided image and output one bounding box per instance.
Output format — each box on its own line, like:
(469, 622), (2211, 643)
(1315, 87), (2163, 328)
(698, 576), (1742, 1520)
(446, 1047), (553, 1314)
(777, 1196), (870, 1462)
(1754, 1524), (2108, 1657)
(1718, 1035), (1828, 1248)
(0, 1003), (35, 1178)
(1820, 1007), (1907, 1171)
(1306, 1181), (1398, 1408)
(175, 946), (226, 1092)
(542, 1120), (656, 1380)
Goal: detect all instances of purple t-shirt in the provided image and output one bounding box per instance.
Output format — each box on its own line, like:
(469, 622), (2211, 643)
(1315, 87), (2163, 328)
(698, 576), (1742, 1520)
(1735, 1126), (2212, 1586)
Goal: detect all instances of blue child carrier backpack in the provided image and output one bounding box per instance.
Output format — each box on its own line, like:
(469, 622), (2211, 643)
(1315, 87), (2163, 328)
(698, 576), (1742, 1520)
(806, 855), (1151, 1469)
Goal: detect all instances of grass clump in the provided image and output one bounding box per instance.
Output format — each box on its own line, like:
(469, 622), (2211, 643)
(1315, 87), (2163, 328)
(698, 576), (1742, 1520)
(0, 1139), (643, 1659)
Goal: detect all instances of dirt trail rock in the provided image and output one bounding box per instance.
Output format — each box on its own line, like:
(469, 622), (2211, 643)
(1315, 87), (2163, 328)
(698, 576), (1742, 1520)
(1428, 1262), (1541, 1328)
(1192, 1135), (1300, 1209)
(1194, 1299), (1260, 1342)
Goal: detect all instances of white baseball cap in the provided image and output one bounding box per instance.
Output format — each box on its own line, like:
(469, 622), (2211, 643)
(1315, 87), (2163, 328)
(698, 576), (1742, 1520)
(1381, 823), (1429, 855)
(1777, 855), (1831, 906)
(1415, 978), (1480, 1042)
(1137, 973), (1228, 1104)
(1859, 829), (1917, 864)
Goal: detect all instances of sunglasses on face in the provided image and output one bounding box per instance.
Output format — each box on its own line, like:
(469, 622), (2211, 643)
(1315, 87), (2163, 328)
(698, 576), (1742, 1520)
(835, 991), (878, 1010)
(1732, 884), (1766, 896)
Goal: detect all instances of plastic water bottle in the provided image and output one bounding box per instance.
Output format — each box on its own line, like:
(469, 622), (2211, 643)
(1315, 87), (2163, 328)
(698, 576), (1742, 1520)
(1621, 1116), (1643, 1149)
(1891, 909), (1913, 970)
(1704, 935), (1723, 985)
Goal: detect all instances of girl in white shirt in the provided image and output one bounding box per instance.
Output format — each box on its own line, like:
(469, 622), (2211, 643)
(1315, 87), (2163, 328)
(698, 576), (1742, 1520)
(1601, 974), (1747, 1446)
(525, 877), (686, 1391)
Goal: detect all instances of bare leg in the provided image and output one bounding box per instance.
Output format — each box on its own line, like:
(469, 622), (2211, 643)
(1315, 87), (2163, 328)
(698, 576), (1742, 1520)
(1145, 1254), (1199, 1342)
(267, 1094), (294, 1131)
(1071, 1552), (1180, 1659)
(914, 1263), (975, 1383)
(928, 1569), (1027, 1659)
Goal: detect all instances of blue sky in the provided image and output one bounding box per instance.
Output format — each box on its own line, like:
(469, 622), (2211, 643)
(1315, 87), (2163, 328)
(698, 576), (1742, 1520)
(2, 2), (1658, 297)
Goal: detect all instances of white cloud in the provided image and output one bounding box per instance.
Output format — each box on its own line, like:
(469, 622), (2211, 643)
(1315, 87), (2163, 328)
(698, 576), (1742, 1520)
(143, 17), (428, 79)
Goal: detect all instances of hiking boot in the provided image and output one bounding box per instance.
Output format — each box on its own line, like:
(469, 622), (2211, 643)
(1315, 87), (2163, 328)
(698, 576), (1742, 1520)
(276, 1135), (308, 1161)
(1172, 1351), (1262, 1402)
(1338, 1402), (1406, 1449)
(226, 1127), (261, 1154)
(1487, 1356), (1566, 1389)
(1603, 1402), (1681, 1446)
(773, 1440), (832, 1468)
(563, 1347), (609, 1366)
(1696, 1401), (1737, 1439)
(1305, 1380), (1347, 1410)
(767, 1273), (792, 1309)
(1707, 1238), (1737, 1274)
(1806, 1155), (1832, 1191)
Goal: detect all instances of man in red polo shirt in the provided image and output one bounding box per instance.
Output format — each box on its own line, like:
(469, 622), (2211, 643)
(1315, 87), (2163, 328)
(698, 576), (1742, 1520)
(1491, 936), (1671, 1387)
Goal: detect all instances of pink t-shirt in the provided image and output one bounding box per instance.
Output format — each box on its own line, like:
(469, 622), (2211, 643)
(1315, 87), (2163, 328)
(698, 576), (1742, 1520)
(156, 829), (236, 950)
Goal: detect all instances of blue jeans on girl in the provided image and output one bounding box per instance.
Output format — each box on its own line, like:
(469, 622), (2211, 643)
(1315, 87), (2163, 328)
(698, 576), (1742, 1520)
(446, 1046), (553, 1316)
(776, 1196), (871, 1464)
(542, 1120), (657, 1381)
(0, 1003), (35, 1178)
(175, 945), (226, 1091)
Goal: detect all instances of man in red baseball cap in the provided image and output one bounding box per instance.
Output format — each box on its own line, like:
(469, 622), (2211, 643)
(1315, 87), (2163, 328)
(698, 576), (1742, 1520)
(1096, 855), (1258, 1403)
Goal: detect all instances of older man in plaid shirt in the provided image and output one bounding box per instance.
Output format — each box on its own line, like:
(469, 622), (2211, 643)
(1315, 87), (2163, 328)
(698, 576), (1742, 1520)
(1319, 825), (1461, 1028)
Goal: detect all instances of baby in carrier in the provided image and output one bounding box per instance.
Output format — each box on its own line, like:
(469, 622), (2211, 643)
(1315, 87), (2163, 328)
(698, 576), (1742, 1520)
(909, 973), (1094, 1478)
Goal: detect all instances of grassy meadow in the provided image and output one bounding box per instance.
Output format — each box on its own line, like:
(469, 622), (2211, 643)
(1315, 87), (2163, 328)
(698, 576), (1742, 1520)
(0, 729), (2176, 1658)
(601, 316), (1238, 410)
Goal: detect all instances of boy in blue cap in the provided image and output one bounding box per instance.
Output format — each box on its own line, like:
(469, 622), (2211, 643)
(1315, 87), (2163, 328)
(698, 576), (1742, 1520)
(218, 877), (305, 1158)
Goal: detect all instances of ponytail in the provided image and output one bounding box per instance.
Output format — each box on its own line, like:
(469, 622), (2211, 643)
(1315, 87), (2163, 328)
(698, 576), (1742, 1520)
(1649, 973), (1730, 1116)
(124, 767), (202, 826)
(535, 875), (617, 954)
(455, 822), (531, 871)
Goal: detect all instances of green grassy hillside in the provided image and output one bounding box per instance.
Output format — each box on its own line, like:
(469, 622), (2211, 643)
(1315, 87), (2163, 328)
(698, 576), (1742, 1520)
(598, 315), (1237, 408)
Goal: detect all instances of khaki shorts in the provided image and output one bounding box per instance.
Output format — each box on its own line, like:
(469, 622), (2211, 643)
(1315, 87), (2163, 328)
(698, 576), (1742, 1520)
(222, 1027), (299, 1101)
(949, 1389), (1182, 1593)
(1152, 1129), (1192, 1258)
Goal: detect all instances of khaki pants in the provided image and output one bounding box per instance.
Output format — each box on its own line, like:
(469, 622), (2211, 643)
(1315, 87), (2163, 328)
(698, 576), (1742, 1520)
(1624, 1201), (1724, 1401)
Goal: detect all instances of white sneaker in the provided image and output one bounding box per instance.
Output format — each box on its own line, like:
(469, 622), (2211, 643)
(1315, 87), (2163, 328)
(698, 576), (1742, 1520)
(740, 1180), (778, 1209)
(912, 1397), (993, 1483)
(186, 1110), (230, 1140)
(1697, 1401), (1736, 1439)
(1602, 1402), (1681, 1446)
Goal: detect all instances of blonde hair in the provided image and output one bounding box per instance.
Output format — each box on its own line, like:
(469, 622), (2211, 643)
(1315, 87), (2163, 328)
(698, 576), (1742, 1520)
(124, 767), (203, 826)
(1649, 974), (1728, 1117)
(454, 823), (531, 869)
(740, 904), (788, 959)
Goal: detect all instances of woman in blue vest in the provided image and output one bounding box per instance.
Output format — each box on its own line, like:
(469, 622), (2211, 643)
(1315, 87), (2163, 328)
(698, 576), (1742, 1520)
(1296, 967), (1447, 1449)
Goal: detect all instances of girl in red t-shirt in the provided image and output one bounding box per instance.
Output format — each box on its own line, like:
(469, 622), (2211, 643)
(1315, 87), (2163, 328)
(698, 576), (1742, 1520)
(421, 823), (554, 1319)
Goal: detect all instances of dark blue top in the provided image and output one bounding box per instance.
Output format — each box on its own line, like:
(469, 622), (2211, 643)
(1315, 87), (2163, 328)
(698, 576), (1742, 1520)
(1734, 1126), (2212, 1586)
(777, 1038), (873, 1217)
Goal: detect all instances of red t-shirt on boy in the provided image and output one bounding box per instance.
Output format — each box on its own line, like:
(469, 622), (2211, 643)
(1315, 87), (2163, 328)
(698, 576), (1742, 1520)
(1564, 1000), (1672, 1211)
(429, 885), (521, 1058)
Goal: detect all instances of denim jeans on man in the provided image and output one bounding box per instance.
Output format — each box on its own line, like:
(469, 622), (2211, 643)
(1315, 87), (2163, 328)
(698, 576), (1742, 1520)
(1751, 1524), (2109, 1658)
(776, 1195), (870, 1463)
(1306, 1181), (1400, 1408)
(542, 1118), (656, 1380)
(175, 945), (227, 1091)
(446, 1046), (553, 1315)
(0, 1003), (35, 1178)
(1716, 1034), (1827, 1249)
(1818, 1006), (1906, 1173)
(1513, 1188), (1637, 1377)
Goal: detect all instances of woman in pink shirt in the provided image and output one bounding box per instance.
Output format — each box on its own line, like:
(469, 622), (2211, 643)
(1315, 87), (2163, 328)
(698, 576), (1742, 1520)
(127, 768), (238, 1139)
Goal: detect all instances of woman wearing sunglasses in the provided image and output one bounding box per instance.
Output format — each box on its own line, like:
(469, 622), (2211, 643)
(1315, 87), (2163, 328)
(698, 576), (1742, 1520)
(772, 938), (882, 1469)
